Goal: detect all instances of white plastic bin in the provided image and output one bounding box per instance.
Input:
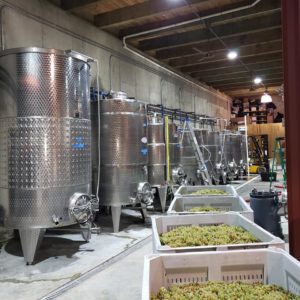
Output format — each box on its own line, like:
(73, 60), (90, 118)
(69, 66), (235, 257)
(142, 248), (300, 300)
(152, 212), (284, 253)
(175, 185), (238, 197)
(167, 195), (253, 221)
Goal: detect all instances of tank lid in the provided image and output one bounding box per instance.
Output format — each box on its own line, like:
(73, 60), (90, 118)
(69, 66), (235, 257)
(0, 47), (91, 62)
(148, 114), (163, 125)
(107, 91), (128, 100)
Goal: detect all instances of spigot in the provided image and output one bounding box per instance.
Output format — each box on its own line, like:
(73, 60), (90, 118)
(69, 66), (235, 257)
(52, 214), (60, 225)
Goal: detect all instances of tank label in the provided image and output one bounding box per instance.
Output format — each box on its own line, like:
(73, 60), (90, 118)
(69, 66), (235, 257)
(73, 137), (86, 149)
(140, 148), (148, 156)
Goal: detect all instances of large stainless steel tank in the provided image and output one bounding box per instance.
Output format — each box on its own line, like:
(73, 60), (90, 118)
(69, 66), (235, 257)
(168, 122), (183, 184)
(195, 130), (224, 184)
(180, 130), (200, 185)
(92, 91), (152, 232)
(221, 132), (239, 181)
(0, 48), (95, 264)
(147, 116), (183, 212)
(240, 134), (248, 174)
(148, 117), (166, 186)
(147, 117), (183, 186)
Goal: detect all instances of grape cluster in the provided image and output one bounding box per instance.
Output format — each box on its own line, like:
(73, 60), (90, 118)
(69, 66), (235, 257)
(160, 224), (259, 248)
(189, 189), (228, 195)
(188, 206), (223, 212)
(151, 282), (300, 300)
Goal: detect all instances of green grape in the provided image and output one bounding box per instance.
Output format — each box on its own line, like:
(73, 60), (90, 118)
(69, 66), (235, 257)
(189, 189), (228, 195)
(160, 224), (259, 248)
(151, 282), (300, 300)
(188, 206), (223, 212)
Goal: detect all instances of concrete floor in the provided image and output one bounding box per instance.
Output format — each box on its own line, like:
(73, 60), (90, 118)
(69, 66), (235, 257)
(0, 173), (289, 300)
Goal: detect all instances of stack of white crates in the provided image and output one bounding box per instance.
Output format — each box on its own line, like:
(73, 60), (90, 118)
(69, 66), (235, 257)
(143, 185), (300, 300)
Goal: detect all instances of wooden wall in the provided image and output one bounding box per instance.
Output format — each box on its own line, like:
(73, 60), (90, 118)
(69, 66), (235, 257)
(247, 123), (285, 158)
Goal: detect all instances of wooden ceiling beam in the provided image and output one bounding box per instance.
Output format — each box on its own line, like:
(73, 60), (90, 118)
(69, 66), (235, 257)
(139, 11), (281, 51)
(191, 60), (282, 78)
(94, 0), (208, 28)
(169, 40), (282, 68)
(156, 28), (282, 60)
(213, 78), (284, 90)
(181, 52), (282, 74)
(219, 81), (283, 92)
(204, 70), (283, 85)
(225, 86), (281, 97)
(120, 0), (281, 39)
(61, 0), (101, 10)
(196, 66), (283, 82)
(210, 74), (284, 88)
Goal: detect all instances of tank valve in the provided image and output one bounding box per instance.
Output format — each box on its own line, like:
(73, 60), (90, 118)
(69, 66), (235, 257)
(137, 182), (153, 205)
(171, 166), (186, 185)
(52, 214), (60, 225)
(69, 193), (96, 224)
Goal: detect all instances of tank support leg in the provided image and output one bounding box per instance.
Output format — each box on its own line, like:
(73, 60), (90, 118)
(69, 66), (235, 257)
(140, 203), (148, 221)
(111, 206), (121, 233)
(19, 228), (45, 265)
(80, 222), (92, 242)
(157, 185), (168, 212)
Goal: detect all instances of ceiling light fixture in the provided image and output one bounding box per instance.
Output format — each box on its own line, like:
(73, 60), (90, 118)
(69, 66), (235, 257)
(253, 77), (262, 85)
(261, 91), (272, 103)
(227, 50), (238, 60)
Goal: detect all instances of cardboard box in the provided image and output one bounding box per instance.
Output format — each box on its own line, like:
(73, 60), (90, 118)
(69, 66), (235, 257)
(267, 116), (274, 123)
(230, 116), (252, 125)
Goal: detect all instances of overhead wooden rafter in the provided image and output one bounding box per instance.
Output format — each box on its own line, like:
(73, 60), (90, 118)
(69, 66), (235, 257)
(51, 0), (283, 96)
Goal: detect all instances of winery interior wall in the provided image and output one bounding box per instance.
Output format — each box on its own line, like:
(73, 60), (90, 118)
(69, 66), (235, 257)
(0, 0), (231, 118)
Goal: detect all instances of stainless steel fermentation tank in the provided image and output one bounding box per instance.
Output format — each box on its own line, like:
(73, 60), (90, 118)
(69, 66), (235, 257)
(0, 48), (96, 264)
(195, 130), (225, 184)
(180, 130), (200, 185)
(221, 132), (245, 181)
(147, 116), (184, 211)
(240, 134), (248, 176)
(92, 92), (152, 233)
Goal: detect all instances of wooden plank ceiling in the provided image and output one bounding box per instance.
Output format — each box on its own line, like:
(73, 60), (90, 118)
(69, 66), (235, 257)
(53, 0), (283, 97)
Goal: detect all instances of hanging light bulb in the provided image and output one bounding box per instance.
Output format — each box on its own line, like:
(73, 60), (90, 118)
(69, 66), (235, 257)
(261, 92), (272, 103)
(227, 50), (238, 60)
(254, 77), (262, 85)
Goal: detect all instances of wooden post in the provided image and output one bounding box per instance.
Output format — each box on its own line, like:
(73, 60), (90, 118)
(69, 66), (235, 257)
(282, 0), (300, 260)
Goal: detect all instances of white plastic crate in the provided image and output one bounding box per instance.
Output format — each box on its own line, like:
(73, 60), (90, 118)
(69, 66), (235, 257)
(142, 248), (300, 300)
(152, 212), (284, 253)
(175, 185), (238, 197)
(167, 195), (253, 221)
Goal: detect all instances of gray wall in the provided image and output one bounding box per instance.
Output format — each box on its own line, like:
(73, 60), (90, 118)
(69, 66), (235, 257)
(0, 0), (231, 118)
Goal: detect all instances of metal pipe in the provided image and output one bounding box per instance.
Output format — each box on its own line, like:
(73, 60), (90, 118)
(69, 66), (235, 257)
(95, 59), (101, 203)
(244, 115), (250, 178)
(122, 0), (262, 105)
(282, 0), (300, 260)
(122, 43), (230, 102)
(165, 116), (171, 182)
(123, 0), (262, 40)
(0, 5), (5, 50)
(0, 2), (227, 102)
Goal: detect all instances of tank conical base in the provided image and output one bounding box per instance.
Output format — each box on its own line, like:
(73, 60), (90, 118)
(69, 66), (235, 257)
(111, 206), (121, 233)
(19, 228), (45, 265)
(80, 222), (92, 242)
(157, 185), (168, 212)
